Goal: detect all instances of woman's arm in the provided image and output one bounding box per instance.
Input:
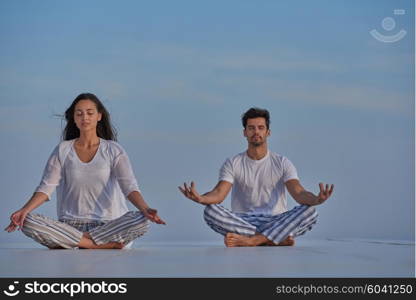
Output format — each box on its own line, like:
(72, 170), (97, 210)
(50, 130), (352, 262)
(127, 191), (166, 225)
(112, 147), (165, 224)
(21, 192), (49, 212)
(5, 145), (62, 233)
(127, 190), (149, 212)
(5, 192), (49, 232)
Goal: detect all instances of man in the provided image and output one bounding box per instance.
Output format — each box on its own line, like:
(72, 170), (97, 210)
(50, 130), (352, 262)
(179, 107), (334, 247)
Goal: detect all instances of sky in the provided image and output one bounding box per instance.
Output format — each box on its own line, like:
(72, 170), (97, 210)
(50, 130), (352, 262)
(0, 0), (414, 245)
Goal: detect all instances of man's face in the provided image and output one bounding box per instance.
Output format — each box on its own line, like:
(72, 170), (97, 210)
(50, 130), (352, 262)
(244, 117), (270, 147)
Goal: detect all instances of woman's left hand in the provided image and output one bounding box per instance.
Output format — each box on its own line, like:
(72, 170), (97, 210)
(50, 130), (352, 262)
(143, 208), (166, 225)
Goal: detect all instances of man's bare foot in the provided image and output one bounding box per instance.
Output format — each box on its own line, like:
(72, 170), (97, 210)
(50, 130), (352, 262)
(264, 236), (295, 246)
(224, 233), (295, 247)
(277, 236), (295, 246)
(224, 233), (255, 247)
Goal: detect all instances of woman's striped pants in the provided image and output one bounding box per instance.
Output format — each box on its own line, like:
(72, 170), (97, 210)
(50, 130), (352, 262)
(203, 204), (318, 244)
(21, 211), (150, 249)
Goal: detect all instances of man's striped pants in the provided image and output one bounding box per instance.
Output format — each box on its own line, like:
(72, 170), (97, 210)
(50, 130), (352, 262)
(203, 204), (318, 244)
(21, 211), (150, 249)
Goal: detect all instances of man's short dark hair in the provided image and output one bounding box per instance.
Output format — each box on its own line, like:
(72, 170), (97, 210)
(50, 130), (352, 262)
(241, 107), (270, 129)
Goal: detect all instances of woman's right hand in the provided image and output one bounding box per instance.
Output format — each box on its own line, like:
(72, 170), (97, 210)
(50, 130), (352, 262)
(5, 209), (29, 232)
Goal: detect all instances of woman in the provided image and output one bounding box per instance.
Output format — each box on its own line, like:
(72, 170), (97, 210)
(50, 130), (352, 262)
(5, 93), (165, 249)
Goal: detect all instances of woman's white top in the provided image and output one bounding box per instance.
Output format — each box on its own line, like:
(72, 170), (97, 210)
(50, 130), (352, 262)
(35, 138), (140, 221)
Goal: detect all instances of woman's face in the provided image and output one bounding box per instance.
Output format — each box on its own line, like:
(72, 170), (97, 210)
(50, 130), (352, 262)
(73, 99), (102, 133)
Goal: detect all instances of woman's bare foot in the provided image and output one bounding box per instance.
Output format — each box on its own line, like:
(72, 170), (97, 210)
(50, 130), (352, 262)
(78, 232), (124, 249)
(90, 242), (124, 249)
(79, 241), (124, 249)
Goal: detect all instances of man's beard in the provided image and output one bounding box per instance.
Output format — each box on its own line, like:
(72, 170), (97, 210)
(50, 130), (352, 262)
(249, 140), (264, 147)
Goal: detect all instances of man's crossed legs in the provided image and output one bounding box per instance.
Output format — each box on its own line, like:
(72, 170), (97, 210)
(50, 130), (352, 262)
(204, 204), (318, 247)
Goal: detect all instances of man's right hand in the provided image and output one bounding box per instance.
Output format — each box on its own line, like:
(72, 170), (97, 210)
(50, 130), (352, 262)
(178, 182), (204, 204)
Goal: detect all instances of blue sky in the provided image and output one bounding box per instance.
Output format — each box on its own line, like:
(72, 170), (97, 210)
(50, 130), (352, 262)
(0, 0), (414, 244)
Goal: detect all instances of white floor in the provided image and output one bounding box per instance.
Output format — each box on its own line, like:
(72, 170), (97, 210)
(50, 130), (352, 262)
(1, 239), (414, 277)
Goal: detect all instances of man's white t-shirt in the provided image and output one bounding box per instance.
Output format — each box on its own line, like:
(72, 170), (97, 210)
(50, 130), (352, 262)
(35, 138), (140, 221)
(219, 150), (299, 215)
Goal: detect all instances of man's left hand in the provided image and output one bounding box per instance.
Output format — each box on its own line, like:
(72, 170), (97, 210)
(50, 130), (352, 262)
(316, 183), (334, 204)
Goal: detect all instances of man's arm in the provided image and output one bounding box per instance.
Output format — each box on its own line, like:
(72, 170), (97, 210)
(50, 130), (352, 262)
(179, 180), (232, 205)
(285, 179), (334, 206)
